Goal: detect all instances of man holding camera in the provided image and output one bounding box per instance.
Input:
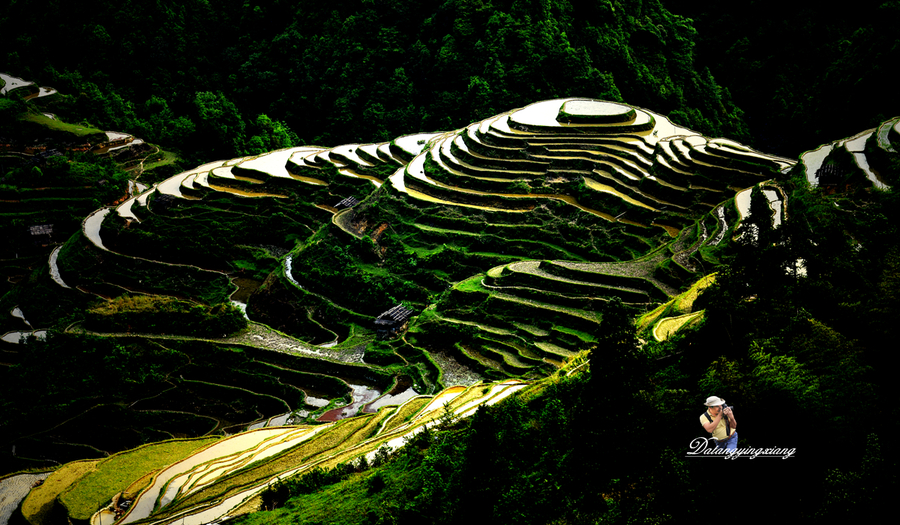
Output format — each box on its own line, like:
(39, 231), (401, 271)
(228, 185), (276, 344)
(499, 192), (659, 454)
(700, 395), (738, 450)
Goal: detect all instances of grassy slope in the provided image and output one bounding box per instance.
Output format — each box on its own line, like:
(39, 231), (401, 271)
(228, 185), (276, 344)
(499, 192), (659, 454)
(21, 460), (100, 525)
(58, 437), (220, 521)
(21, 113), (105, 138)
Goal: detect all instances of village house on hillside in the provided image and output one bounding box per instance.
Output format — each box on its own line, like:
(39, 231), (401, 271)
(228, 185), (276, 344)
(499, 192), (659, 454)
(375, 304), (414, 339)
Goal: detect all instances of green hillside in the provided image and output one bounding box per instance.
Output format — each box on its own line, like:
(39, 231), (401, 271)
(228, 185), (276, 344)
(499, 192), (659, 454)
(2, 2), (899, 524)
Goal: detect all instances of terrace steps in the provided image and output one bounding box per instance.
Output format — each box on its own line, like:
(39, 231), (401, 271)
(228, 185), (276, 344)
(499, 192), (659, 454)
(481, 274), (655, 305)
(436, 136), (547, 178)
(466, 119), (528, 152)
(376, 142), (403, 163)
(875, 118), (899, 153)
(588, 170), (686, 211)
(507, 99), (656, 135)
(144, 416), (378, 524)
(490, 260), (659, 297)
(799, 124), (893, 191)
(476, 340), (539, 372)
(657, 140), (693, 169)
(407, 149), (666, 223)
(653, 310), (705, 341)
(328, 144), (374, 168)
(451, 134), (550, 171)
(686, 142), (780, 180)
(705, 139), (794, 171)
(51, 98), (803, 424)
(538, 143), (654, 171)
(842, 130), (891, 190)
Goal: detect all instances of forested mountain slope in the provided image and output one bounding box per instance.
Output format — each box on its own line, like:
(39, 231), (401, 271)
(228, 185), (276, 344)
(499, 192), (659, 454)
(669, 0), (900, 156)
(2, 0), (748, 162)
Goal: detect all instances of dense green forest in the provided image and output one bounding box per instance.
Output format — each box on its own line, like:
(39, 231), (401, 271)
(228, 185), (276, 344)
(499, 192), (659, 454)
(5, 0), (895, 162)
(3, 0), (752, 162)
(2, 1), (899, 524)
(671, 0), (900, 156)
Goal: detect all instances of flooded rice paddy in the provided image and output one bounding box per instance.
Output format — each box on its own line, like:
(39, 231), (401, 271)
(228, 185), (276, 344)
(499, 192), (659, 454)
(843, 130), (872, 152)
(851, 152), (890, 190)
(234, 147), (315, 179)
(801, 143), (834, 186)
(283, 255), (302, 288)
(509, 98), (652, 130)
(561, 99), (632, 118)
(83, 208), (111, 250)
(364, 387), (419, 412)
(0, 72), (33, 95)
(394, 132), (441, 157)
(304, 394), (330, 408)
(330, 144), (374, 167)
(2, 330), (47, 343)
(317, 382), (383, 422)
(48, 246), (71, 288)
(0, 473), (52, 525)
(11, 307), (31, 327)
(248, 411), (292, 430)
(762, 188), (784, 226)
(115, 197), (139, 221)
(735, 186), (783, 226)
(119, 427), (328, 524)
(223, 323), (366, 364)
(876, 119), (898, 152)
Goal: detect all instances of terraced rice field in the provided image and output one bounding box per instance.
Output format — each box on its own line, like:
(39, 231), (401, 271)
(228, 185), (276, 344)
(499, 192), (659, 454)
(734, 184), (785, 231)
(57, 438), (220, 522)
(71, 379), (528, 525)
(0, 72), (34, 95)
(22, 98), (896, 525)
(653, 310), (705, 341)
(0, 472), (51, 525)
(800, 127), (893, 191)
(32, 98), (810, 473)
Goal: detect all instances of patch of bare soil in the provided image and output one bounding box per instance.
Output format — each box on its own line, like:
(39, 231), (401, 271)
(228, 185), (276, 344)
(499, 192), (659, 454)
(223, 323), (366, 364)
(429, 351), (483, 387)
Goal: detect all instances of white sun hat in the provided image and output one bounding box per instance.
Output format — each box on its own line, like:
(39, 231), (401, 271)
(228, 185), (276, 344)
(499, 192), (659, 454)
(704, 396), (726, 406)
